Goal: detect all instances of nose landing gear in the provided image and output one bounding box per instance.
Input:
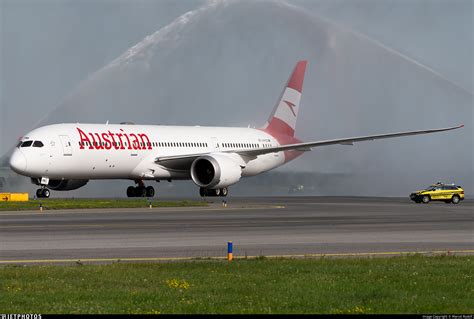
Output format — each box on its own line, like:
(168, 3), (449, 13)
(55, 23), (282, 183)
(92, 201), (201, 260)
(127, 180), (155, 198)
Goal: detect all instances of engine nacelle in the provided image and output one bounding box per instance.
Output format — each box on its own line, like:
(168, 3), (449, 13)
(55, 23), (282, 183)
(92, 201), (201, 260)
(32, 178), (89, 191)
(190, 154), (242, 189)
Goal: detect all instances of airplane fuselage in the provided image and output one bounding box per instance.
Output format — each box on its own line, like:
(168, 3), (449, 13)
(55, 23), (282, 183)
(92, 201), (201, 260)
(12, 123), (288, 181)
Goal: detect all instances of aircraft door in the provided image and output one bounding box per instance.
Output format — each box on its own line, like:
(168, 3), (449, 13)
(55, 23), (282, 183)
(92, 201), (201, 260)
(59, 135), (72, 156)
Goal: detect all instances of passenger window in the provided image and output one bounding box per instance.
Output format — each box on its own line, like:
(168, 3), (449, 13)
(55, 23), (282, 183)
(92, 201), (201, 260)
(21, 141), (33, 147)
(33, 141), (44, 148)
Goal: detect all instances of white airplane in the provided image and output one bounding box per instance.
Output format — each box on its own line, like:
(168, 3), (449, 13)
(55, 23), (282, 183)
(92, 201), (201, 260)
(9, 61), (462, 198)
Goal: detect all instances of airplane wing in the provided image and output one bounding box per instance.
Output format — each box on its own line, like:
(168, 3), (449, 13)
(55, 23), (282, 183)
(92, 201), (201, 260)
(237, 124), (464, 157)
(155, 124), (463, 167)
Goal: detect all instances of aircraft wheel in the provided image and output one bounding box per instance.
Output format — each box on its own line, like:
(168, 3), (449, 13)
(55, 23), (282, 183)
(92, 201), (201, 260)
(214, 188), (221, 196)
(127, 186), (136, 197)
(42, 189), (50, 198)
(36, 189), (44, 198)
(199, 188), (207, 197)
(221, 187), (228, 197)
(146, 186), (155, 198)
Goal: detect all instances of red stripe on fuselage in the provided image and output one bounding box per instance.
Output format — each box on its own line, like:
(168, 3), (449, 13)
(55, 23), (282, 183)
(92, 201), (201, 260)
(259, 127), (303, 163)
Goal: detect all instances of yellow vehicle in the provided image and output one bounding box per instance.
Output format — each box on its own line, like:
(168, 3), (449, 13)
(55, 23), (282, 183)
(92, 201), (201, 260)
(410, 183), (464, 204)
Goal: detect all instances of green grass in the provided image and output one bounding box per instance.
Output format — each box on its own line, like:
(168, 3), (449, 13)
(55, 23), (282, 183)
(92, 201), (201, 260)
(0, 198), (207, 211)
(0, 256), (472, 314)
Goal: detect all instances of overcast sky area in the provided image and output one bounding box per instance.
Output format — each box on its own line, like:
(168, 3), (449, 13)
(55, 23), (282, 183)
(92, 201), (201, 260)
(0, 0), (472, 197)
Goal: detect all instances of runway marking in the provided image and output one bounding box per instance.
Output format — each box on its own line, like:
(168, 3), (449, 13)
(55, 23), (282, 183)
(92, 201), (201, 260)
(1, 250), (473, 264)
(0, 205), (286, 217)
(0, 224), (106, 229)
(0, 219), (318, 230)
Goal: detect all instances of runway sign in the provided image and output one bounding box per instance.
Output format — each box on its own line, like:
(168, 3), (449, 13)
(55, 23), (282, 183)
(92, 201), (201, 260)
(0, 193), (29, 202)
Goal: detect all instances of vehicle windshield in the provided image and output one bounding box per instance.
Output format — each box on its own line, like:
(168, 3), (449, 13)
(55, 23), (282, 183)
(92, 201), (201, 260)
(424, 186), (437, 191)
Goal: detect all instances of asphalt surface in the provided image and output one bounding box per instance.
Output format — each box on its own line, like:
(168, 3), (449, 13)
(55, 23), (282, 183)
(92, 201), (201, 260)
(0, 197), (472, 264)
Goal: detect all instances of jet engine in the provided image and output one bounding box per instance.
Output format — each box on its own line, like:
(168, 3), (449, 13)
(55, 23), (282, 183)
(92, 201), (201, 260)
(190, 154), (242, 189)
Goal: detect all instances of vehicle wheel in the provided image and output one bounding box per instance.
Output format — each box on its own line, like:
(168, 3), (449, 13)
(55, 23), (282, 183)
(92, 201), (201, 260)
(127, 186), (135, 197)
(451, 195), (460, 204)
(137, 187), (147, 197)
(422, 195), (430, 204)
(42, 189), (50, 198)
(146, 186), (155, 198)
(221, 187), (228, 197)
(199, 188), (207, 197)
(36, 189), (43, 198)
(214, 188), (221, 196)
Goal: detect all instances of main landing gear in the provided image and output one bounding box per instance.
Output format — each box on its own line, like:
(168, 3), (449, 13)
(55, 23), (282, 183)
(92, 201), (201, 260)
(36, 188), (50, 198)
(199, 187), (228, 197)
(127, 180), (155, 198)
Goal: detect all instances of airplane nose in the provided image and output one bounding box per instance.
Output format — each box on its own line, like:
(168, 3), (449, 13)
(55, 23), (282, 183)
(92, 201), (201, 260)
(9, 150), (27, 174)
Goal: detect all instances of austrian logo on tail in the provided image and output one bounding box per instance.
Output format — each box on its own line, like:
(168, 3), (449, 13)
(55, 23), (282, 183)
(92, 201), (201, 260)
(283, 100), (297, 117)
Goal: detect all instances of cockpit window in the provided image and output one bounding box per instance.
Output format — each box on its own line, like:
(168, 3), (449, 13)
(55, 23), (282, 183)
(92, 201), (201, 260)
(33, 141), (44, 148)
(16, 141), (22, 148)
(20, 141), (33, 147)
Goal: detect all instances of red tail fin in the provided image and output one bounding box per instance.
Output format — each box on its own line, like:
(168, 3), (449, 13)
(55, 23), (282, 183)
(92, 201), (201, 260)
(263, 60), (307, 137)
